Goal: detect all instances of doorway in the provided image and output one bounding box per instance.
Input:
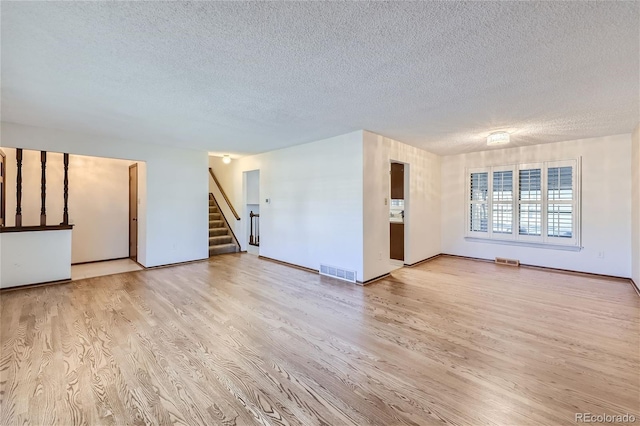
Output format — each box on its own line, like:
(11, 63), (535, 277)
(129, 163), (138, 261)
(0, 149), (5, 227)
(243, 170), (260, 255)
(390, 161), (405, 262)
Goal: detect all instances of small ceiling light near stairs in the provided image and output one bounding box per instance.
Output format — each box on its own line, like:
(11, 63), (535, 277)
(487, 131), (510, 146)
(222, 155), (231, 164)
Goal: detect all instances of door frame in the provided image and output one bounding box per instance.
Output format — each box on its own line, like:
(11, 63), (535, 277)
(0, 149), (5, 227)
(389, 160), (409, 263)
(242, 169), (261, 255)
(129, 163), (138, 261)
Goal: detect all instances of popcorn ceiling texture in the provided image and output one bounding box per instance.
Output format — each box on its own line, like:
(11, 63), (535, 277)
(2, 1), (638, 155)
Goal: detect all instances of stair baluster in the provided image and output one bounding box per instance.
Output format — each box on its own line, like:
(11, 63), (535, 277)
(15, 149), (22, 227)
(249, 211), (260, 247)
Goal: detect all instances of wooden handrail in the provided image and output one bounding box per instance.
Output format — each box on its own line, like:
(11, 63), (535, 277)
(0, 224), (74, 233)
(209, 168), (240, 220)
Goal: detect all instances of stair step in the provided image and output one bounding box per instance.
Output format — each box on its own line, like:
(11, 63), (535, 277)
(210, 228), (228, 237)
(209, 207), (218, 213)
(209, 213), (221, 220)
(209, 235), (233, 245)
(209, 243), (238, 256)
(209, 220), (224, 228)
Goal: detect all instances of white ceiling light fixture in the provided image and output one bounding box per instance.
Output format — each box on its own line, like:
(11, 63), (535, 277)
(487, 131), (511, 146)
(222, 154), (231, 164)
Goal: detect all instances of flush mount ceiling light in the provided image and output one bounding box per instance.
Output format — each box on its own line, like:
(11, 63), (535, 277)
(222, 154), (231, 164)
(487, 131), (510, 146)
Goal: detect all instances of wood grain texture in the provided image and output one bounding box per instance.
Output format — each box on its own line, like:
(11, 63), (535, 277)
(1, 255), (638, 425)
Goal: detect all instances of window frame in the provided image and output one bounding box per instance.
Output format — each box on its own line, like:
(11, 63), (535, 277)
(465, 158), (581, 249)
(490, 165), (516, 241)
(544, 159), (579, 247)
(517, 162), (544, 243)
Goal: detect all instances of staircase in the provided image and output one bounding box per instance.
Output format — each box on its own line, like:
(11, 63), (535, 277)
(209, 195), (240, 256)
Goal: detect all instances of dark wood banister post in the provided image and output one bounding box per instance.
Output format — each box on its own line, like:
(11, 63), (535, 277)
(40, 151), (47, 226)
(62, 153), (69, 225)
(250, 211), (254, 245)
(249, 211), (260, 246)
(15, 148), (22, 227)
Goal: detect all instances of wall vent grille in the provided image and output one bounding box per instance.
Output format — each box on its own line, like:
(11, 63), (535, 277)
(320, 264), (357, 283)
(495, 257), (520, 267)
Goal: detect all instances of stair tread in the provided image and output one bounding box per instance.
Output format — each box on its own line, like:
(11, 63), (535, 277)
(209, 242), (239, 256)
(209, 236), (233, 244)
(208, 198), (235, 256)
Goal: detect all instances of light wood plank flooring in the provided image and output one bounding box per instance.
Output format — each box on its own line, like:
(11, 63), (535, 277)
(1, 255), (638, 425)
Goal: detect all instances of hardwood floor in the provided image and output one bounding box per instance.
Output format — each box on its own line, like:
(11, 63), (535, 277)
(1, 255), (638, 425)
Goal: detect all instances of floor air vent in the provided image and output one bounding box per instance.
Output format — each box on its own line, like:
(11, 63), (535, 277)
(495, 257), (520, 267)
(320, 264), (357, 283)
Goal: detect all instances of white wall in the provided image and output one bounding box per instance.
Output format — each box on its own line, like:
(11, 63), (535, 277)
(362, 131), (442, 281)
(0, 229), (72, 288)
(632, 125), (640, 287)
(212, 131), (365, 281)
(2, 148), (132, 263)
(1, 122), (209, 267)
(441, 134), (632, 277)
(245, 170), (260, 205)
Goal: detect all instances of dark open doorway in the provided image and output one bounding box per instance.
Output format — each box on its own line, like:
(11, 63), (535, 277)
(129, 163), (138, 261)
(390, 162), (405, 261)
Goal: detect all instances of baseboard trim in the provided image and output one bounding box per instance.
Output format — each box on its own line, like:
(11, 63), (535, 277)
(359, 273), (391, 286)
(258, 255), (319, 274)
(131, 259), (147, 269)
(146, 257), (210, 270)
(72, 256), (130, 266)
(630, 279), (640, 297)
(439, 253), (494, 264)
(0, 278), (72, 292)
(518, 263), (631, 282)
(440, 253), (633, 282)
(404, 254), (442, 267)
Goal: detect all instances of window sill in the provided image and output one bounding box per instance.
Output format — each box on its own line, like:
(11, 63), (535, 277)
(464, 237), (582, 252)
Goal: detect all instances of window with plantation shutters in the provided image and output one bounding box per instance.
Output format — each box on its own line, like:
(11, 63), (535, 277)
(466, 159), (580, 248)
(469, 172), (488, 233)
(547, 166), (573, 238)
(518, 167), (542, 237)
(492, 170), (513, 235)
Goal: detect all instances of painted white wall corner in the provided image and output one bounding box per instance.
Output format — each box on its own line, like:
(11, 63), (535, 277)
(362, 130), (442, 282)
(1, 122), (209, 268)
(631, 124), (640, 288)
(441, 134), (633, 278)
(211, 131), (365, 281)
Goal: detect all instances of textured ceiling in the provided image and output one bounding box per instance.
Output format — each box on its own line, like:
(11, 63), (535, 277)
(2, 1), (639, 156)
